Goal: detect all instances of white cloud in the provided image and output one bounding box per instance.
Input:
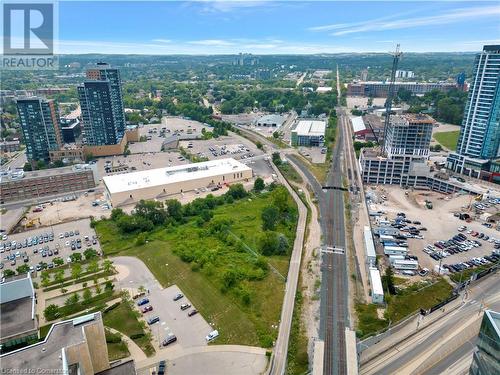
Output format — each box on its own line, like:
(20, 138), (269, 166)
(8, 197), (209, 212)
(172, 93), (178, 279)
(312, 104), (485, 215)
(187, 39), (236, 46)
(309, 5), (500, 36)
(196, 0), (271, 14)
(152, 39), (172, 43)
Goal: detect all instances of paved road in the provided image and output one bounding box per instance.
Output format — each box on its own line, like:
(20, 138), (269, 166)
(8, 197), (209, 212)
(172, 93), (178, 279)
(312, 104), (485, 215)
(360, 273), (500, 375)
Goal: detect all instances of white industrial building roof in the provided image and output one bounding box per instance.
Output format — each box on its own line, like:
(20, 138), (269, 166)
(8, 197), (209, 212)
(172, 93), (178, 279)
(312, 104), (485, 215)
(369, 267), (384, 296)
(316, 86), (333, 93)
(350, 116), (366, 133)
(103, 158), (251, 194)
(363, 226), (376, 259)
(256, 114), (286, 126)
(293, 120), (326, 136)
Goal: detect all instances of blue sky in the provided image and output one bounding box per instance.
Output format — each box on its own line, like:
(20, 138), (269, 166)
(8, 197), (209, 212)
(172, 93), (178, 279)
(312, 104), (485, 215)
(56, 1), (500, 54)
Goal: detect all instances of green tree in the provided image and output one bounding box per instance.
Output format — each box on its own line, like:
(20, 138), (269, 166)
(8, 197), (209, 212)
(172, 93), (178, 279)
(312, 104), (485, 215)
(105, 281), (114, 292)
(256, 141), (263, 150)
(271, 185), (289, 214)
(261, 206), (279, 231)
(110, 208), (125, 221)
(84, 248), (98, 260)
(53, 257), (64, 266)
(44, 304), (60, 321)
(135, 200), (168, 225)
(226, 184), (247, 200)
(82, 288), (92, 303)
(103, 260), (114, 273)
(258, 231), (280, 256)
(166, 199), (183, 221)
(383, 267), (396, 295)
(54, 269), (64, 287)
(65, 293), (80, 306)
(41, 270), (50, 287)
(3, 269), (15, 278)
(70, 252), (82, 263)
(271, 152), (281, 165)
(16, 264), (30, 274)
(71, 263), (82, 282)
(87, 259), (99, 274)
(254, 177), (265, 192)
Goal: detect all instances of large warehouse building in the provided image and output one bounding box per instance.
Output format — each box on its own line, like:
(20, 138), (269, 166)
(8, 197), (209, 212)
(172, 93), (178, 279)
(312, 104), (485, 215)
(103, 158), (253, 207)
(291, 120), (326, 147)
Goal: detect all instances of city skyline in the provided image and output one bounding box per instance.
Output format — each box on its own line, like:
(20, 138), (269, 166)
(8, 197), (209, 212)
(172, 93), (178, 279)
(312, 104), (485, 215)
(54, 1), (500, 54)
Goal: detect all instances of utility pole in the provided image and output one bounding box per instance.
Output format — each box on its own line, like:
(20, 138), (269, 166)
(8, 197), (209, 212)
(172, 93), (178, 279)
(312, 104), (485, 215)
(382, 44), (403, 154)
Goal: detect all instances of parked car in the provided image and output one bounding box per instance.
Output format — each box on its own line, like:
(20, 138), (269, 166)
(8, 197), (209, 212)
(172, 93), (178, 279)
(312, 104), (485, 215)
(162, 334), (177, 347)
(206, 330), (219, 342)
(158, 360), (167, 375)
(188, 309), (198, 317)
(173, 293), (184, 301)
(137, 298), (149, 306)
(147, 316), (160, 325)
(142, 305), (153, 313)
(133, 292), (146, 299)
(180, 303), (191, 311)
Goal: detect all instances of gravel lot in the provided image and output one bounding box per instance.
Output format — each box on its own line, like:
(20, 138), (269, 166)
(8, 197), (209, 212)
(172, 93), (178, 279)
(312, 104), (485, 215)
(1, 218), (101, 276)
(369, 186), (500, 271)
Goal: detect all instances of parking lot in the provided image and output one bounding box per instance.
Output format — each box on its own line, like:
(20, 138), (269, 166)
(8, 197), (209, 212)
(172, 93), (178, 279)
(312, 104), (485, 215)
(0, 218), (101, 276)
(178, 131), (264, 162)
(368, 186), (500, 272)
(114, 257), (213, 350)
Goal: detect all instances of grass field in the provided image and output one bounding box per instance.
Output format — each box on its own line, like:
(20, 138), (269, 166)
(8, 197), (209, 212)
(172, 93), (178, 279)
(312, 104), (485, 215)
(96, 192), (297, 347)
(278, 162), (303, 184)
(355, 278), (453, 338)
(105, 329), (130, 361)
(433, 130), (460, 150)
(103, 302), (155, 357)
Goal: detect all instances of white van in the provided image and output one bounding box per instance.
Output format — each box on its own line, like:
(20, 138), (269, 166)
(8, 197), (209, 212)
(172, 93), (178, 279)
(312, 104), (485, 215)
(206, 330), (219, 342)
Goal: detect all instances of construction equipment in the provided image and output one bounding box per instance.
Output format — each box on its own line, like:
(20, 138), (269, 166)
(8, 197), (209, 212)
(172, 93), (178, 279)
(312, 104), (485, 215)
(25, 218), (41, 228)
(382, 44), (403, 153)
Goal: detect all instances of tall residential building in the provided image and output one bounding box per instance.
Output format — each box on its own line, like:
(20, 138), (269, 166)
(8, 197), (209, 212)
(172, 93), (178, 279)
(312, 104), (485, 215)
(78, 63), (126, 146)
(16, 97), (62, 163)
(447, 45), (500, 180)
(469, 310), (500, 375)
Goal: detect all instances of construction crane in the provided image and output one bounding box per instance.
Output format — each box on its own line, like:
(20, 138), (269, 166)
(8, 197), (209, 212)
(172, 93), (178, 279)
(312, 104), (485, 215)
(382, 44), (403, 153)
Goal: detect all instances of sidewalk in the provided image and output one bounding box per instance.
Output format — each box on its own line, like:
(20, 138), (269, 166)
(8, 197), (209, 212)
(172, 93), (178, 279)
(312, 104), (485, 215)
(107, 327), (148, 362)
